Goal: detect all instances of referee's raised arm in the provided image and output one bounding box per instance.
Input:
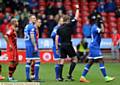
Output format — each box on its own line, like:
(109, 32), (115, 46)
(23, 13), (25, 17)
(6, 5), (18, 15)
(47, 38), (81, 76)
(69, 4), (79, 29)
(74, 4), (80, 20)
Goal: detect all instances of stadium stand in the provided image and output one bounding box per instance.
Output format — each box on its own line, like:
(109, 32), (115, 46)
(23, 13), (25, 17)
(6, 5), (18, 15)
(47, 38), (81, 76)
(0, 0), (120, 38)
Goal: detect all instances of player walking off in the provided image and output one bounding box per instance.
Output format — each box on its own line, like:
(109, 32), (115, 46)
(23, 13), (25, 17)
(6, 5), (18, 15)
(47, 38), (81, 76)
(80, 13), (115, 83)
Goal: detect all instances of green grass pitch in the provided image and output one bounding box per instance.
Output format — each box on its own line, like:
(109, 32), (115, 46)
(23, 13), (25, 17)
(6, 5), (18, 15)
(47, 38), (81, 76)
(0, 63), (120, 85)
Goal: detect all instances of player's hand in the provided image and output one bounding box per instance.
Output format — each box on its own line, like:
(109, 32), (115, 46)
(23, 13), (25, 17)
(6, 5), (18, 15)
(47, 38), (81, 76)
(56, 48), (59, 54)
(75, 4), (79, 9)
(34, 45), (38, 51)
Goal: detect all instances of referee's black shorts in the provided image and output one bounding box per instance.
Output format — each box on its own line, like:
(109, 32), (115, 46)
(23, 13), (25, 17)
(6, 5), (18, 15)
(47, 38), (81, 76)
(59, 43), (76, 59)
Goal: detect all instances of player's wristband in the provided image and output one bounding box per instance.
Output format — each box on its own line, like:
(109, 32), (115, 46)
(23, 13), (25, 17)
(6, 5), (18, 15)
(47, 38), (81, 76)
(76, 8), (79, 10)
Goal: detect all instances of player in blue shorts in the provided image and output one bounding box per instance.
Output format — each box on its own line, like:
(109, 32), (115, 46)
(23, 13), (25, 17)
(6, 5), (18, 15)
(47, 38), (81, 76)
(24, 15), (40, 82)
(80, 13), (115, 83)
(30, 19), (42, 80)
(51, 16), (64, 80)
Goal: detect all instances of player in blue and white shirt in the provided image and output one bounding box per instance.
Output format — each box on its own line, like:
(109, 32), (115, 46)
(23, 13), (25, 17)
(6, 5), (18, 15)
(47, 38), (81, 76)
(80, 14), (115, 83)
(51, 16), (63, 80)
(24, 15), (40, 82)
(51, 24), (61, 60)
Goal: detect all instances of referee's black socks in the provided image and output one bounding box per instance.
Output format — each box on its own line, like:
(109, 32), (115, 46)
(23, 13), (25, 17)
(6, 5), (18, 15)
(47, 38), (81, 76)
(68, 62), (76, 76)
(59, 64), (64, 78)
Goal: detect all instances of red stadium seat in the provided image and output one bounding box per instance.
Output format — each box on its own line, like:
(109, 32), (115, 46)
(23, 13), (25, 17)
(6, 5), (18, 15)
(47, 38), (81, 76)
(104, 22), (108, 28)
(65, 5), (72, 10)
(103, 16), (107, 22)
(108, 17), (117, 22)
(89, 1), (97, 6)
(5, 7), (11, 13)
(0, 13), (4, 19)
(56, 1), (63, 7)
(103, 34), (108, 38)
(77, 22), (82, 27)
(72, 0), (78, 3)
(81, 12), (89, 16)
(81, 6), (89, 11)
(76, 28), (82, 33)
(72, 35), (77, 38)
(104, 28), (109, 33)
(39, 0), (44, 2)
(117, 18), (120, 22)
(109, 22), (117, 27)
(41, 33), (48, 38)
(39, 2), (46, 6)
(64, 0), (71, 5)
(115, 0), (120, 2)
(39, 6), (45, 11)
(80, 2), (88, 6)
(108, 12), (115, 16)
(117, 24), (120, 30)
(101, 12), (107, 17)
(76, 34), (83, 38)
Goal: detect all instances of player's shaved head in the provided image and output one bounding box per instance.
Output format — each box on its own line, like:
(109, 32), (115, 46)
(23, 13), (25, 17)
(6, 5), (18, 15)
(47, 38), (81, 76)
(29, 14), (36, 24)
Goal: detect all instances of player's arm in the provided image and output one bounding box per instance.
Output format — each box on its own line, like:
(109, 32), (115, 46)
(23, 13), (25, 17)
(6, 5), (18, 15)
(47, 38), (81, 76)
(51, 28), (57, 39)
(51, 25), (59, 39)
(96, 19), (104, 33)
(55, 28), (61, 51)
(30, 28), (37, 51)
(55, 34), (59, 50)
(4, 35), (9, 44)
(97, 15), (104, 33)
(4, 35), (12, 51)
(100, 23), (104, 33)
(4, 30), (12, 50)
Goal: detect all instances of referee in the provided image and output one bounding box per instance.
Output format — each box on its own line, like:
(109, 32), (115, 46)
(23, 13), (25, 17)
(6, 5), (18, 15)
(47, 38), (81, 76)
(55, 5), (79, 81)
